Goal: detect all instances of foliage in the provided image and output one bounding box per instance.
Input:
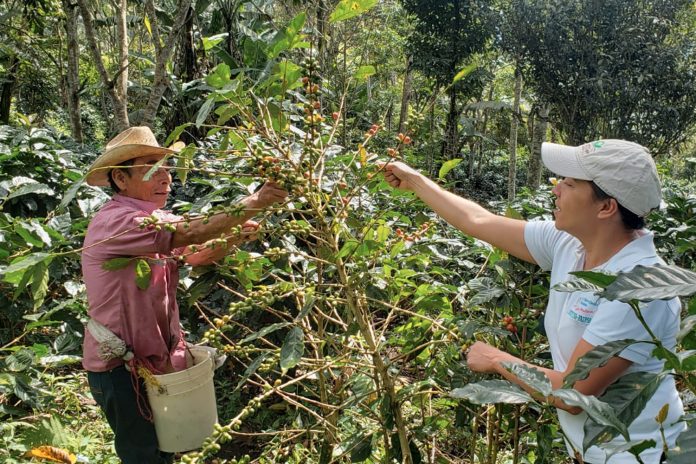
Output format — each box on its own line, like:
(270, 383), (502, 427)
(500, 0), (696, 152)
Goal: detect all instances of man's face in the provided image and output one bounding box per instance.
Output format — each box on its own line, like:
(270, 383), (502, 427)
(113, 154), (172, 208)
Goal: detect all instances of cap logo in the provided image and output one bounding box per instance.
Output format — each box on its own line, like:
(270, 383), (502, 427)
(593, 141), (605, 149)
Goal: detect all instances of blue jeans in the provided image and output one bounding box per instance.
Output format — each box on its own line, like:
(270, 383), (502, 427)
(88, 366), (173, 464)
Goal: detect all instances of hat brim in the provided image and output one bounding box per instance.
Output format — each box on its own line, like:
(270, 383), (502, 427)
(86, 142), (185, 186)
(541, 142), (592, 181)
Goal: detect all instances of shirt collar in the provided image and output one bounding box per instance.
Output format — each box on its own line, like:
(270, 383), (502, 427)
(113, 193), (161, 214)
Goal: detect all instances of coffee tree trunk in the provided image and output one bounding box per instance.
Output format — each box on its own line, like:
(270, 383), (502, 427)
(0, 55), (18, 124)
(442, 85), (459, 160)
(397, 55), (413, 135)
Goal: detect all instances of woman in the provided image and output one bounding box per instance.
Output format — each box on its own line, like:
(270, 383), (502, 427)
(381, 139), (684, 463)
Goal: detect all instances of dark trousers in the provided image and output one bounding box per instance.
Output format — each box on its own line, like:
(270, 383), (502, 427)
(88, 366), (173, 464)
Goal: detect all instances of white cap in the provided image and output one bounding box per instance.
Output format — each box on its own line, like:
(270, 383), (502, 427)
(541, 139), (661, 217)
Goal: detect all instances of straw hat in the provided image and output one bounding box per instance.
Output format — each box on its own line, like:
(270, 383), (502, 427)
(86, 126), (185, 186)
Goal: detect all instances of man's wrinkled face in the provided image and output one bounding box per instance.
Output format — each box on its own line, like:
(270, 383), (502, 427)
(113, 154), (172, 208)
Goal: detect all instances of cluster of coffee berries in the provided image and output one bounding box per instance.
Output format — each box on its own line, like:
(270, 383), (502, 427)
(264, 246), (288, 262)
(395, 221), (435, 242)
(283, 219), (313, 235)
(502, 315), (517, 333)
(138, 214), (176, 232)
(365, 123), (380, 138)
(397, 132), (412, 145)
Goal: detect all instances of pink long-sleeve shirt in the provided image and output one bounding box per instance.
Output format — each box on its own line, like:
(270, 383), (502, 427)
(81, 194), (187, 373)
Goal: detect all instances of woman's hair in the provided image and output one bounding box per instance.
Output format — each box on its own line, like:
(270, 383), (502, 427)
(108, 159), (135, 192)
(590, 181), (645, 230)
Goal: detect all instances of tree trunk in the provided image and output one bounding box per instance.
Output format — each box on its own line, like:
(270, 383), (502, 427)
(527, 105), (548, 191)
(76, 0), (130, 132)
(397, 55), (412, 134)
(507, 65), (522, 201)
(141, 0), (193, 128)
(0, 55), (19, 124)
(115, 0), (128, 105)
(442, 85), (459, 159)
(62, 0), (83, 143)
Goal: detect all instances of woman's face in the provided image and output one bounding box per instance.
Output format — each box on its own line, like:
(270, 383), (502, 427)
(551, 177), (605, 235)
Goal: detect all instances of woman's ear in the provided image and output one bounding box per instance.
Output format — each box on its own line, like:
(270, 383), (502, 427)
(597, 197), (620, 220)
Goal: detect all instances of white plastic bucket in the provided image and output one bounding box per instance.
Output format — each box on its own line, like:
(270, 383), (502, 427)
(146, 346), (218, 452)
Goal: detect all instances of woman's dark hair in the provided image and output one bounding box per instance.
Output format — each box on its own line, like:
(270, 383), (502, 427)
(108, 159), (135, 192)
(590, 182), (645, 230)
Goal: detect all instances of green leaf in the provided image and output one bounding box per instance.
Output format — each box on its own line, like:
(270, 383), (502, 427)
(135, 259), (151, 290)
(601, 264), (696, 303)
(176, 145), (195, 185)
(57, 177), (85, 210)
(563, 339), (641, 388)
(196, 97), (215, 128)
(30, 261), (48, 311)
(668, 426), (696, 463)
(553, 278), (605, 294)
(6, 182), (54, 200)
(205, 63), (231, 89)
(102, 257), (132, 271)
(502, 362), (552, 396)
(552, 389), (629, 443)
(143, 14), (152, 36)
(329, 0), (378, 23)
(5, 349), (35, 372)
(202, 33), (228, 51)
(354, 65), (375, 80)
(270, 13), (307, 58)
(450, 379), (534, 404)
(280, 326), (304, 372)
(186, 271), (218, 305)
(240, 322), (291, 344)
(603, 439), (657, 460)
(2, 252), (51, 277)
(143, 156), (170, 181)
(350, 433), (373, 462)
(438, 158), (462, 179)
(232, 353), (269, 394)
(571, 270), (618, 288)
(468, 277), (505, 304)
(583, 371), (663, 450)
(452, 62), (478, 84)
(164, 123), (192, 146)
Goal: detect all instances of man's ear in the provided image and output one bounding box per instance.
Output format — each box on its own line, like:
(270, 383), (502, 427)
(112, 168), (128, 191)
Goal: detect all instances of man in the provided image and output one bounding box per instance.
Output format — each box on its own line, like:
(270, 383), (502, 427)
(81, 126), (287, 463)
(381, 139), (684, 463)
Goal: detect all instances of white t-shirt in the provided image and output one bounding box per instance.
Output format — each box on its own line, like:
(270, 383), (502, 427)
(524, 221), (685, 464)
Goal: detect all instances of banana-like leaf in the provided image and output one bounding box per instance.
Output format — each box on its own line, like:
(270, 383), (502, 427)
(552, 389), (629, 442)
(450, 379), (533, 404)
(563, 339), (643, 388)
(583, 371), (664, 450)
(601, 264), (696, 303)
(667, 425), (696, 464)
(502, 362), (552, 396)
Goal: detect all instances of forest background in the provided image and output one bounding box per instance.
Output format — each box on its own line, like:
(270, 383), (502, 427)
(1, 0), (696, 463)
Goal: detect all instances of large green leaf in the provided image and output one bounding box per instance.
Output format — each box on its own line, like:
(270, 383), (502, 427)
(2, 252), (51, 278)
(552, 389), (629, 443)
(563, 339), (640, 388)
(450, 379), (533, 404)
(134, 259), (151, 290)
(603, 439), (657, 461)
(5, 349), (35, 372)
(280, 326), (304, 372)
(667, 425), (696, 463)
(6, 182), (54, 200)
(329, 0), (378, 23)
(232, 353), (269, 394)
(601, 264), (696, 303)
(502, 362), (552, 396)
(571, 270), (618, 288)
(270, 13), (308, 58)
(354, 65), (375, 80)
(583, 371), (663, 450)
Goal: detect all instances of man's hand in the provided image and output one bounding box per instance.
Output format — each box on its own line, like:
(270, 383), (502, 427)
(238, 220), (260, 242)
(246, 181), (288, 209)
(379, 161), (420, 191)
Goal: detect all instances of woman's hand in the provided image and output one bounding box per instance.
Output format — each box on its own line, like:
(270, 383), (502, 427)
(466, 341), (505, 374)
(379, 161), (421, 191)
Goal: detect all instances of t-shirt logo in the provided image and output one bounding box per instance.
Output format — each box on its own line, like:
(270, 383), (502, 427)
(567, 297), (599, 325)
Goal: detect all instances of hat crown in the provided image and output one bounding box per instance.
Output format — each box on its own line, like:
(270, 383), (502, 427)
(105, 126), (161, 152)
